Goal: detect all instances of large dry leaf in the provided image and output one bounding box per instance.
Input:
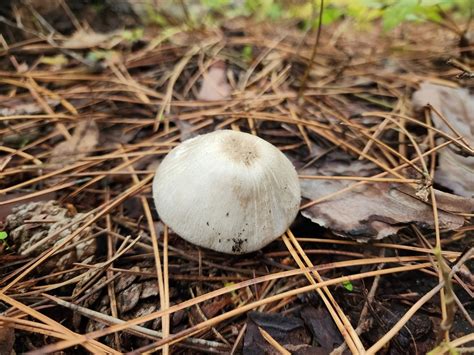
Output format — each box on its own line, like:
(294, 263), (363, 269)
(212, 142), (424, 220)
(412, 82), (474, 197)
(48, 121), (99, 169)
(300, 160), (474, 241)
(197, 60), (231, 101)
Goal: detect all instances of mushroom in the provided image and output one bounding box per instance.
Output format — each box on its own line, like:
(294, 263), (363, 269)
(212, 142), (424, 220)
(152, 130), (301, 254)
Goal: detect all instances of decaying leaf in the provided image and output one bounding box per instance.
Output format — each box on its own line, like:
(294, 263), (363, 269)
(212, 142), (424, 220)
(0, 324), (14, 355)
(300, 306), (343, 350)
(197, 60), (232, 101)
(243, 311), (314, 354)
(412, 82), (474, 197)
(364, 305), (433, 354)
(189, 295), (232, 326)
(299, 160), (474, 241)
(48, 121), (99, 169)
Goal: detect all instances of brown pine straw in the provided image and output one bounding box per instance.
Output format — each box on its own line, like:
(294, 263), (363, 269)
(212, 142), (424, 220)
(104, 189), (121, 349)
(40, 294), (226, 350)
(0, 293), (119, 354)
(259, 326), (291, 355)
(0, 175), (153, 292)
(282, 232), (364, 353)
(1, 17), (472, 354)
(27, 262), (434, 354)
(366, 249), (473, 354)
(122, 148), (169, 354)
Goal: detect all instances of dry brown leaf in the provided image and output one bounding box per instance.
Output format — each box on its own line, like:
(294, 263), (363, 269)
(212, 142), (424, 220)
(48, 121), (99, 169)
(299, 160), (474, 241)
(300, 306), (343, 351)
(243, 311), (313, 355)
(412, 82), (474, 197)
(0, 324), (14, 355)
(197, 60), (232, 101)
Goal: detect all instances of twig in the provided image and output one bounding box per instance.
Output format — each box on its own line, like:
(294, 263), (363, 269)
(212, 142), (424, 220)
(298, 0), (324, 101)
(42, 294), (227, 350)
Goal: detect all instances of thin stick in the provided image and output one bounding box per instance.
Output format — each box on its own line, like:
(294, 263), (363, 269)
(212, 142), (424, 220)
(298, 0), (324, 99)
(259, 327), (291, 354)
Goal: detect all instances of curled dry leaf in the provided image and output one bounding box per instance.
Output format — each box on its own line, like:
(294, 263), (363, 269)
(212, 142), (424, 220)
(197, 60), (232, 101)
(48, 121), (99, 169)
(412, 82), (474, 197)
(299, 160), (474, 241)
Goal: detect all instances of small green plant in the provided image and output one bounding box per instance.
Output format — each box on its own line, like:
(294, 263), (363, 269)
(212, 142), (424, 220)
(427, 341), (461, 355)
(122, 28), (145, 43)
(200, 0), (469, 30)
(242, 45), (253, 62)
(86, 50), (118, 63)
(39, 54), (69, 66)
(342, 280), (353, 291)
(0, 231), (10, 250)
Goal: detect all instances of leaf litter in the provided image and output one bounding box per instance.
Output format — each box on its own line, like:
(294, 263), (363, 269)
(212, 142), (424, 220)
(48, 120), (99, 169)
(299, 154), (474, 241)
(0, 3), (473, 355)
(412, 82), (474, 197)
(197, 60), (232, 101)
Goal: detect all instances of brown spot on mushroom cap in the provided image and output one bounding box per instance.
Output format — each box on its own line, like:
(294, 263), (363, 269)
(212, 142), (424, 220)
(220, 135), (260, 166)
(231, 181), (253, 209)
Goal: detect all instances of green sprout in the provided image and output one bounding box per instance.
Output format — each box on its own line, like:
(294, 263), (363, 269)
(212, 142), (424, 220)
(0, 231), (10, 250)
(342, 280), (353, 292)
(242, 45), (253, 62)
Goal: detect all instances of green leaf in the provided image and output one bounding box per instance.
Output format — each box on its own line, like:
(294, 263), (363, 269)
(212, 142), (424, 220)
(224, 282), (237, 297)
(86, 50), (117, 62)
(321, 7), (343, 25)
(40, 54), (69, 66)
(0, 231), (8, 240)
(242, 45), (253, 62)
(202, 0), (231, 10)
(342, 280), (353, 292)
(266, 2), (282, 20)
(122, 28), (144, 43)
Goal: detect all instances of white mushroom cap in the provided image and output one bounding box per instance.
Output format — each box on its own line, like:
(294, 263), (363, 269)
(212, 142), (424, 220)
(152, 130), (301, 254)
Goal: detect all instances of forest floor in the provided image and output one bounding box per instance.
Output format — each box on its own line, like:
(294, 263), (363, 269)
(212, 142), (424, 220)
(0, 2), (473, 354)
